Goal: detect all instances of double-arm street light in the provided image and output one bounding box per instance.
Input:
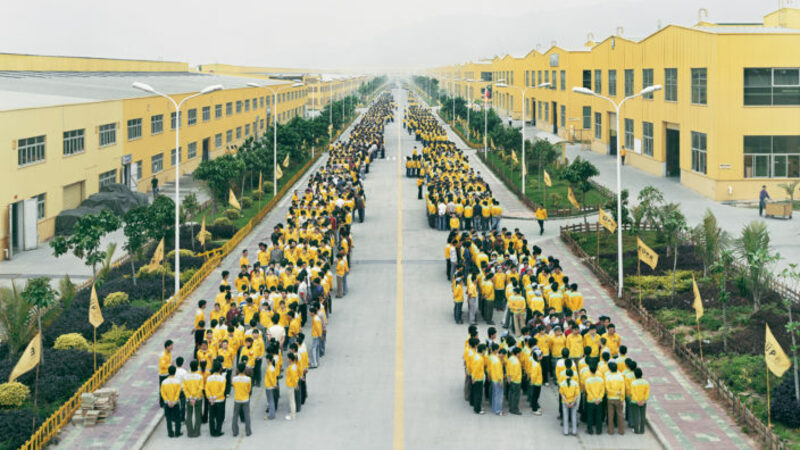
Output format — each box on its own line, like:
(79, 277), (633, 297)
(494, 80), (551, 194)
(572, 83), (662, 297)
(248, 82), (305, 197)
(132, 81), (223, 298)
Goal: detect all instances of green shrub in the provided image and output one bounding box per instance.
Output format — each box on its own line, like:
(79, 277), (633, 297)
(165, 248), (195, 260)
(100, 324), (133, 347)
(0, 382), (30, 408)
(625, 270), (696, 296)
(53, 333), (90, 352)
(251, 189), (264, 200)
(59, 274), (76, 308)
(262, 181), (274, 194)
(104, 291), (130, 307)
(224, 208), (241, 220)
(180, 268), (199, 285)
(240, 196), (253, 209)
(95, 341), (119, 358)
(136, 265), (174, 280)
(213, 217), (234, 227)
(708, 354), (772, 395)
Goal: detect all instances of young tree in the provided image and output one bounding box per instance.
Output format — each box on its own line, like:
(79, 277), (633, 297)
(605, 188), (631, 225)
(0, 283), (36, 357)
(148, 195), (179, 242)
(780, 264), (800, 402)
(194, 154), (245, 211)
(123, 206), (150, 284)
(711, 249), (736, 352)
(20, 277), (57, 350)
(562, 157), (600, 222)
(692, 209), (729, 277)
(50, 210), (121, 278)
(660, 203), (687, 299)
(637, 186), (665, 230)
(736, 221), (778, 311)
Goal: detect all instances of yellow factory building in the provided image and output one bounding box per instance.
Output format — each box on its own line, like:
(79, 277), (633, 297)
(0, 53), (312, 260)
(432, 7), (800, 201)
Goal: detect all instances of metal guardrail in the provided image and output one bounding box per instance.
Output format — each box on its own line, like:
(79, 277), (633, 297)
(559, 222), (788, 450)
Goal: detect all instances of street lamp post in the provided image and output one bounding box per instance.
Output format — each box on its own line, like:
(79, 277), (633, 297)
(248, 82), (305, 197)
(572, 84), (662, 297)
(132, 81), (223, 299)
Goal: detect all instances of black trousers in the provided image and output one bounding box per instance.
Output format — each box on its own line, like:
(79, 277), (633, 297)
(418, 185), (423, 199)
(445, 260), (451, 280)
(300, 378), (307, 404)
(299, 303), (308, 326)
(529, 384), (541, 410)
(538, 219), (545, 235)
(210, 400), (226, 436)
(586, 402), (603, 434)
(202, 396), (210, 423)
(470, 380), (484, 413)
(164, 403), (182, 437)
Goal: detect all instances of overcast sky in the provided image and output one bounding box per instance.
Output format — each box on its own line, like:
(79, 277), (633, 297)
(2, 0), (783, 72)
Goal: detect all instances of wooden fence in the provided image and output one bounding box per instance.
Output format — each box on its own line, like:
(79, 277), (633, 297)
(560, 222), (788, 450)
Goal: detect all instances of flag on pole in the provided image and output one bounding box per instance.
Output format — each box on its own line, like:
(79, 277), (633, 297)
(543, 170), (552, 187)
(198, 216), (207, 247)
(9, 333), (41, 382)
(282, 153), (290, 168)
(89, 284), (104, 328)
(228, 189), (241, 210)
(258, 171), (263, 193)
(490, 137), (496, 151)
(276, 164), (283, 180)
(637, 237), (659, 270)
(598, 208), (617, 233)
(149, 238), (164, 269)
(511, 151), (519, 164)
(567, 186), (580, 209)
(692, 274), (704, 320)
(765, 324), (792, 377)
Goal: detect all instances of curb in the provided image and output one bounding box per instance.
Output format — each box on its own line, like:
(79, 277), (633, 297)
(646, 417), (673, 450)
(133, 410), (164, 450)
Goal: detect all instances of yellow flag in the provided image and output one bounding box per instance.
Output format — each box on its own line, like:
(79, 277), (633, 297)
(149, 238), (164, 269)
(198, 216), (207, 247)
(637, 237), (659, 270)
(511, 151), (519, 164)
(490, 137), (496, 150)
(228, 189), (241, 210)
(9, 333), (41, 382)
(765, 324), (792, 377)
(567, 186), (580, 209)
(543, 170), (552, 187)
(276, 164), (283, 180)
(89, 284), (104, 328)
(282, 153), (290, 168)
(692, 274), (704, 320)
(598, 208), (617, 233)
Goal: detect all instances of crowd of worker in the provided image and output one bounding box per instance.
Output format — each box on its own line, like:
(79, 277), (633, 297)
(402, 96), (503, 232)
(157, 92), (395, 439)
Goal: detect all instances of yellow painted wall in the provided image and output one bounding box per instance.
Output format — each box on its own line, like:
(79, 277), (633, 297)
(0, 53), (187, 72)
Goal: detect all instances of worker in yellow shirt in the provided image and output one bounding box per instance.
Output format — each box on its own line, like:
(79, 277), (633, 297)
(629, 368), (650, 434)
(285, 352), (300, 421)
(548, 282), (565, 313)
(605, 361), (626, 435)
(527, 345), (543, 414)
(584, 365), (605, 435)
(183, 360), (204, 437)
(160, 366), (183, 438)
(489, 346), (505, 415)
(194, 300), (206, 332)
(205, 363), (227, 437)
(492, 270), (507, 312)
(336, 252), (348, 298)
(231, 363), (252, 437)
(263, 352), (278, 420)
(535, 203), (548, 235)
(550, 326), (567, 373)
(506, 347), (523, 415)
(239, 249), (250, 269)
(559, 369), (581, 436)
(490, 200), (502, 231)
(310, 306), (323, 368)
(603, 324), (622, 358)
(417, 177), (424, 199)
(158, 340), (173, 407)
(452, 276), (465, 324)
(566, 324), (584, 360)
(507, 289), (526, 336)
(470, 344), (487, 414)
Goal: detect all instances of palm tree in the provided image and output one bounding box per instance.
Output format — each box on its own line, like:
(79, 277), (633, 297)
(778, 180), (799, 218)
(692, 209), (730, 277)
(737, 221), (778, 311)
(0, 283), (37, 358)
(20, 278), (58, 359)
(711, 249), (735, 352)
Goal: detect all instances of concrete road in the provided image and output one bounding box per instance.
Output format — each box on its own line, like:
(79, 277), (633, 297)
(143, 89), (661, 450)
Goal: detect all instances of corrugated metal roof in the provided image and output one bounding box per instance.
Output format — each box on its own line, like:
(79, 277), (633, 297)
(693, 26), (800, 34)
(0, 71), (290, 111)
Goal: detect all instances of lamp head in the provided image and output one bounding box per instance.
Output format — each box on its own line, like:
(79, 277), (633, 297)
(132, 82), (157, 94)
(494, 82), (509, 88)
(201, 84), (224, 94)
(538, 82), (552, 88)
(572, 86), (595, 96)
(641, 84), (662, 95)
(292, 82), (305, 87)
(247, 82), (260, 88)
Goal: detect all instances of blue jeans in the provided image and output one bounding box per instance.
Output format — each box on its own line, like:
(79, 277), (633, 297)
(310, 337), (321, 368)
(491, 381), (504, 414)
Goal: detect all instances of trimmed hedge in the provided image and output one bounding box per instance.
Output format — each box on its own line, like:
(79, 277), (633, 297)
(771, 376), (800, 428)
(103, 291), (129, 307)
(53, 333), (90, 352)
(0, 382), (30, 408)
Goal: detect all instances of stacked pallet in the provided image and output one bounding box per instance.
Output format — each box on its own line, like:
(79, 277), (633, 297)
(72, 388), (119, 426)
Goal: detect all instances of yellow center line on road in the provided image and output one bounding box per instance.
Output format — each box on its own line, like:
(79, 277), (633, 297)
(393, 93), (405, 450)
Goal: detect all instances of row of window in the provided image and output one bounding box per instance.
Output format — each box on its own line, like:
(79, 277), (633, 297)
(580, 67), (706, 104)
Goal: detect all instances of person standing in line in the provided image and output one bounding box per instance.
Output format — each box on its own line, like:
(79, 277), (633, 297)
(605, 361), (626, 435)
(560, 369), (580, 436)
(629, 368), (650, 434)
(444, 240), (454, 281)
(309, 306), (323, 367)
(231, 363), (253, 437)
(507, 288), (526, 336)
(506, 347), (523, 415)
(160, 366), (183, 438)
(759, 185), (771, 216)
(489, 345), (505, 416)
(528, 346), (543, 415)
(183, 360), (204, 438)
(205, 363), (227, 437)
(584, 364), (605, 435)
(452, 275), (465, 324)
(158, 340), (173, 407)
(263, 351), (278, 420)
(466, 269), (479, 325)
(285, 352), (300, 421)
(535, 204), (548, 236)
(174, 357), (188, 422)
(470, 344), (487, 414)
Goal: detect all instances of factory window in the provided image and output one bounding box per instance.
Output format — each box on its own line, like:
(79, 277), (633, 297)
(187, 142), (197, 159)
(215, 133), (222, 148)
(226, 130), (233, 143)
(187, 108), (197, 126)
(525, 71), (530, 87)
(236, 127), (242, 139)
(582, 70), (591, 90)
(151, 153), (164, 174)
(202, 106), (211, 122)
(245, 99), (250, 112)
(260, 97), (265, 108)
(642, 69), (654, 99)
(624, 118), (634, 150)
(226, 102), (233, 116)
(99, 123), (116, 147)
(594, 112), (602, 139)
(608, 70), (616, 96)
(151, 115), (163, 135)
(98, 169), (117, 189)
(744, 136), (800, 178)
(35, 193), (46, 220)
(171, 147), (181, 166)
(560, 105), (566, 128)
(664, 68), (678, 102)
(215, 104), (223, 118)
(582, 106), (591, 129)
(744, 68), (800, 106)
(544, 102), (549, 122)
(691, 68), (707, 105)
(170, 112), (181, 130)
(560, 70), (566, 91)
(642, 122), (654, 156)
(63, 129), (85, 156)
(245, 124), (250, 136)
(127, 118), (142, 140)
(236, 101), (243, 113)
(624, 69), (634, 97)
(18, 135), (46, 167)
(594, 70), (602, 94)
(691, 131), (707, 174)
